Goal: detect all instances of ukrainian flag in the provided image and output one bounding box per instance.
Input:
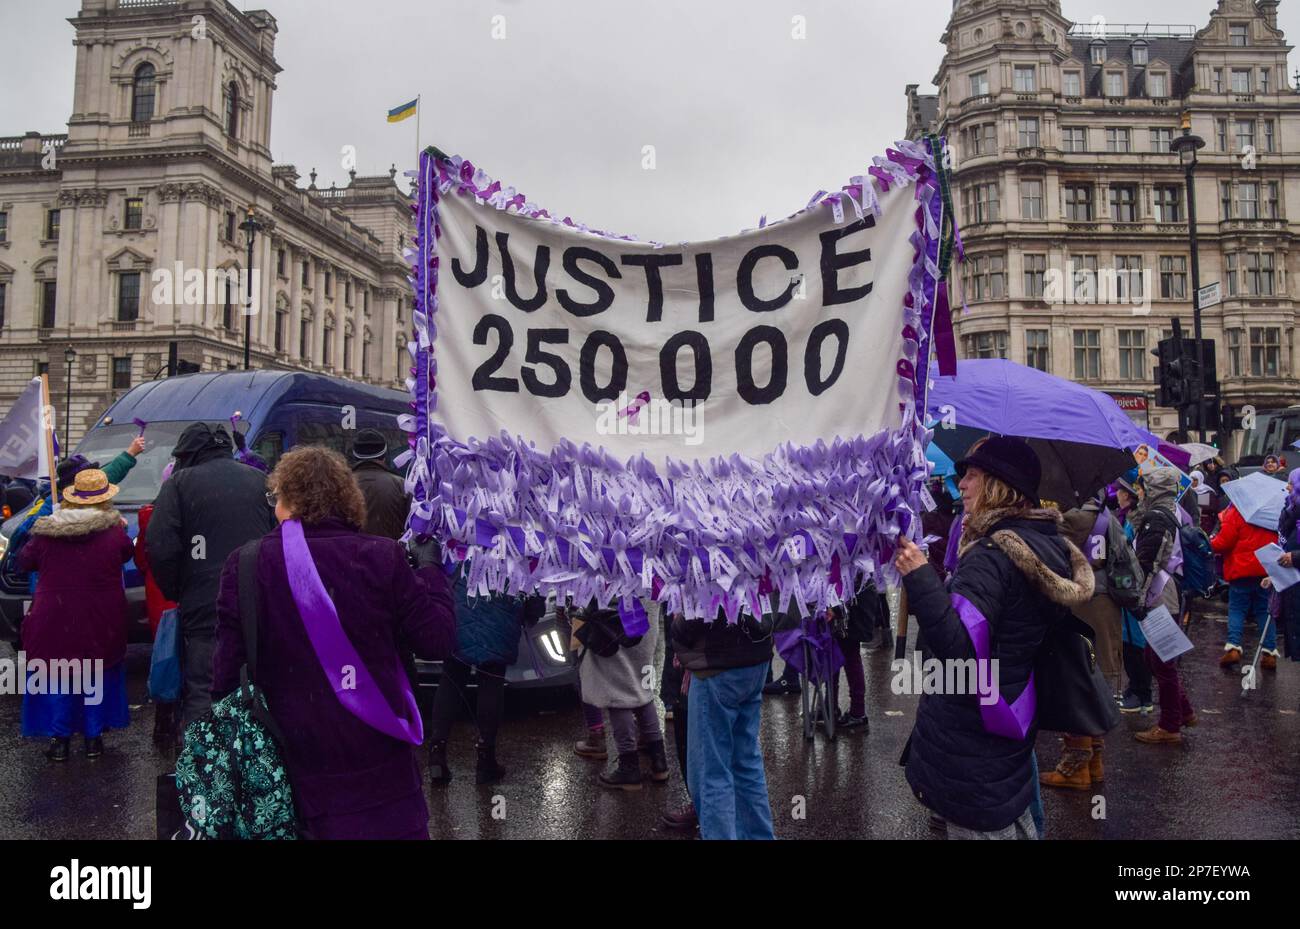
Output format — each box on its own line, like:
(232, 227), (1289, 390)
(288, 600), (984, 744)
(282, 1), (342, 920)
(387, 98), (419, 124)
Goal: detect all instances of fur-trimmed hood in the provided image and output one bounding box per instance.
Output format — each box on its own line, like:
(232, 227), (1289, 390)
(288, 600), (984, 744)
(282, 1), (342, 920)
(31, 506), (123, 540)
(959, 505), (1094, 607)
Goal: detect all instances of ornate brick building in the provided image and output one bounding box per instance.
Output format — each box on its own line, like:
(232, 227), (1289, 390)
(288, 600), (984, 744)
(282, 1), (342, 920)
(0, 0), (414, 444)
(908, 0), (1298, 444)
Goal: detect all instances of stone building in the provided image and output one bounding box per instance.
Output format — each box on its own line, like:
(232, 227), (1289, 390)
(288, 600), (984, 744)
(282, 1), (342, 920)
(908, 0), (1298, 443)
(0, 0), (414, 444)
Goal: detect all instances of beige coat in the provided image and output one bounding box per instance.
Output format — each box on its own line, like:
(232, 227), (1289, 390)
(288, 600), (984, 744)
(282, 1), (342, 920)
(1060, 506), (1124, 690)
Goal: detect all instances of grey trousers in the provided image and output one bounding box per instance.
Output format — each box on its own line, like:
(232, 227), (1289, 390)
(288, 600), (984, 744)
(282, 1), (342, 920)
(947, 806), (1039, 841)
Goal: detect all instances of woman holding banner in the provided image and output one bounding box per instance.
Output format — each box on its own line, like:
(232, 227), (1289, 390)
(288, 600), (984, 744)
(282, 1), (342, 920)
(893, 437), (1094, 839)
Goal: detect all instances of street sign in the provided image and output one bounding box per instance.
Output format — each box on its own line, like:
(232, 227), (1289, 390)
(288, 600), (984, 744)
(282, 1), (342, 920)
(1197, 282), (1222, 310)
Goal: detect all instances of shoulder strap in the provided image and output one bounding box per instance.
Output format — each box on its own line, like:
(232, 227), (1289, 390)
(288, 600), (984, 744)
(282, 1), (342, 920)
(237, 539), (262, 683)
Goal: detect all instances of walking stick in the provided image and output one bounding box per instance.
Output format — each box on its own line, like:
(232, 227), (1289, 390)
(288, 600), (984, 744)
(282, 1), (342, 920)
(894, 588), (910, 661)
(1244, 615), (1274, 693)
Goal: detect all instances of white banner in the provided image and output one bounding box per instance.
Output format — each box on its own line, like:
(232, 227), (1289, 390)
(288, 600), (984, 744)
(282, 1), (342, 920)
(434, 181), (917, 463)
(0, 378), (47, 481)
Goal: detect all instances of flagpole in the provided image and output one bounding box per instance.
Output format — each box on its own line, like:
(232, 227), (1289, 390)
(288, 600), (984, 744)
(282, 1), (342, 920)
(415, 94), (421, 173)
(39, 374), (59, 513)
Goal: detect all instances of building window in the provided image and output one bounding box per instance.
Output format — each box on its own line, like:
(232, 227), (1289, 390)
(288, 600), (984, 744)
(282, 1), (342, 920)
(117, 271), (140, 322)
(124, 197), (143, 231)
(1232, 69), (1252, 94)
(1229, 24), (1249, 47)
(1159, 256), (1187, 299)
(963, 254), (1006, 303)
(1115, 256), (1144, 301)
(300, 319), (312, 362)
(277, 249), (286, 277)
(1023, 254), (1047, 298)
(1236, 119), (1255, 152)
(224, 81), (240, 137)
(275, 310), (286, 353)
(1227, 328), (1243, 376)
(324, 269), (332, 298)
(1263, 120), (1275, 152)
(362, 338), (371, 378)
(1109, 184), (1138, 222)
(1212, 69), (1225, 93)
(0, 211), (8, 243)
(223, 276), (234, 329)
(1021, 179), (1044, 220)
(1073, 330), (1101, 380)
(1227, 252), (1239, 296)
(0, 283), (6, 330)
(1013, 65), (1037, 93)
(1062, 127), (1086, 152)
(345, 280), (352, 305)
(1216, 119), (1228, 151)
(969, 122), (997, 156)
(1251, 328), (1280, 377)
(1132, 43), (1149, 66)
(1118, 329), (1147, 380)
(1246, 251), (1275, 296)
(1267, 181), (1280, 219)
(1091, 42), (1106, 65)
(1064, 184), (1093, 221)
(1261, 68), (1271, 94)
(1154, 186), (1182, 222)
(1026, 329), (1050, 371)
(969, 70), (989, 97)
(45, 209), (60, 241)
(1150, 127), (1173, 152)
(1147, 73), (1167, 97)
(966, 182), (999, 224)
(1073, 255), (1099, 302)
(131, 63), (156, 123)
(1063, 71), (1082, 96)
(302, 260), (311, 287)
(1105, 72), (1125, 97)
(1017, 117), (1039, 148)
(112, 357), (132, 390)
(225, 211), (236, 242)
(1221, 181), (1234, 220)
(362, 288), (370, 314)
(41, 280), (56, 329)
(1238, 182), (1260, 219)
(963, 332), (1008, 360)
(323, 326), (334, 366)
(343, 332), (353, 371)
(1106, 127), (1131, 153)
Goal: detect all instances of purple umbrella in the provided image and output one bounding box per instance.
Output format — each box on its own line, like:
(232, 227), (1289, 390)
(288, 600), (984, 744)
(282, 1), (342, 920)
(926, 359), (1159, 509)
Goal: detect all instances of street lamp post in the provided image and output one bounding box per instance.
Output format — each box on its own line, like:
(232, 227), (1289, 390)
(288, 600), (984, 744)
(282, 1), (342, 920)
(238, 207), (263, 371)
(63, 346), (76, 449)
(1170, 112), (1207, 442)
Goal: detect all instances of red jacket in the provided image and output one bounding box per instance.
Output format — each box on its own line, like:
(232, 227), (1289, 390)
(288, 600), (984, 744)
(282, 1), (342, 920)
(135, 504), (178, 637)
(1210, 505), (1277, 581)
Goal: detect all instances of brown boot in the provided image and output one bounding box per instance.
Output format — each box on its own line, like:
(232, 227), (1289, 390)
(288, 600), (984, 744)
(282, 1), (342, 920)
(1220, 647), (1242, 668)
(1262, 652), (1278, 671)
(1135, 725), (1182, 744)
(1089, 737), (1104, 783)
(574, 730), (608, 760)
(1039, 735), (1093, 790)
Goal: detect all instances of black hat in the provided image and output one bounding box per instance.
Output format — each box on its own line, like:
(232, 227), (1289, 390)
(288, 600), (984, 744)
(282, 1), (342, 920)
(56, 454), (98, 487)
(351, 428), (388, 461)
(956, 435), (1041, 503)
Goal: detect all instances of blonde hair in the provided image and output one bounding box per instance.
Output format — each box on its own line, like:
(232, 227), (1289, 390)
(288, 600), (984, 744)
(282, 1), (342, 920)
(967, 470), (1028, 516)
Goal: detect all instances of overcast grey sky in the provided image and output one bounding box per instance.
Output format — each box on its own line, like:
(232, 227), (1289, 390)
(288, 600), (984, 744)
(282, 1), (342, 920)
(2, 0), (1296, 241)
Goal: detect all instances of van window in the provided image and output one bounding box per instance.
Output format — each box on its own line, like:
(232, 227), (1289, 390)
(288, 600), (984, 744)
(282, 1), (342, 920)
(250, 431), (284, 470)
(75, 421), (230, 506)
(293, 420), (407, 470)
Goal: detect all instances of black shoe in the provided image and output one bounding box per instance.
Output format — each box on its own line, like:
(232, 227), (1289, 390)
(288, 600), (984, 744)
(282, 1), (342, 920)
(152, 703), (176, 745)
(475, 739), (506, 786)
(85, 737), (103, 759)
(645, 740), (670, 783)
(598, 751), (643, 791)
(836, 711), (869, 731)
(762, 676), (801, 696)
(44, 738), (69, 762)
(428, 739), (451, 785)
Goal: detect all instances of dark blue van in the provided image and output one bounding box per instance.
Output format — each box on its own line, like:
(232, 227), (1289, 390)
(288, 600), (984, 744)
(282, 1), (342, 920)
(0, 370), (574, 690)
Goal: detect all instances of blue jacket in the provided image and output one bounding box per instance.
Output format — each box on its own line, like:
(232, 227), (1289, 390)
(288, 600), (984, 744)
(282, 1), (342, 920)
(451, 569), (527, 668)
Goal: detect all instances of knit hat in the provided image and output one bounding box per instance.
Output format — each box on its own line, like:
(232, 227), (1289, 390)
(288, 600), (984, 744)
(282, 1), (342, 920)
(956, 435), (1041, 503)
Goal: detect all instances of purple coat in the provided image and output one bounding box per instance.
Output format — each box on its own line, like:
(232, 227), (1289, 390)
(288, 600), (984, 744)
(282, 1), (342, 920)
(18, 506), (134, 666)
(213, 519), (455, 840)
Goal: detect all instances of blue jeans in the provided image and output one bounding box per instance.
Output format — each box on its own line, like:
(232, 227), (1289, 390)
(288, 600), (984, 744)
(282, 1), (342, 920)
(1227, 578), (1277, 652)
(686, 662), (775, 840)
(1028, 751), (1045, 839)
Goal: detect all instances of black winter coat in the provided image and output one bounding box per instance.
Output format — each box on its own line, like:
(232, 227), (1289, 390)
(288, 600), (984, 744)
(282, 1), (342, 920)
(147, 456), (276, 631)
(352, 461), (410, 541)
(671, 609), (774, 673)
(901, 507), (1093, 832)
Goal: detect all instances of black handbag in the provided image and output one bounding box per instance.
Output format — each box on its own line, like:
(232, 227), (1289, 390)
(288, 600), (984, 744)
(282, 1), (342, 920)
(1034, 610), (1121, 736)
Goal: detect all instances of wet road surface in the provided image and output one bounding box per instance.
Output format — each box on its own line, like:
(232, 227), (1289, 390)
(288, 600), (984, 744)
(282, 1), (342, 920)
(3, 595), (1298, 840)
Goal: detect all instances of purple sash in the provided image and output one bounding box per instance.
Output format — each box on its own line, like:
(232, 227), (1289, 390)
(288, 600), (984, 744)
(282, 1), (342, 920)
(950, 593), (1035, 741)
(281, 519), (424, 745)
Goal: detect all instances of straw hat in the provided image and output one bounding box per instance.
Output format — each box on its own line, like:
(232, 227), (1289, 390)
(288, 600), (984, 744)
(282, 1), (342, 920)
(63, 469), (120, 506)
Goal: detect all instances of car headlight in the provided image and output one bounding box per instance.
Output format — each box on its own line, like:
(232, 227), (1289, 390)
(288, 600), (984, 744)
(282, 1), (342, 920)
(0, 533), (9, 562)
(538, 629), (566, 663)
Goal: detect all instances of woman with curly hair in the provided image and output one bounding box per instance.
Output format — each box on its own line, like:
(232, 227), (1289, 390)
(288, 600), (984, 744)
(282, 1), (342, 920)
(212, 446), (456, 839)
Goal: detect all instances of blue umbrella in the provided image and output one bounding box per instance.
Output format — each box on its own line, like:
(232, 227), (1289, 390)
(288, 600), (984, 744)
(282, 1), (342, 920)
(925, 439), (959, 499)
(1220, 471), (1287, 531)
(927, 359), (1158, 508)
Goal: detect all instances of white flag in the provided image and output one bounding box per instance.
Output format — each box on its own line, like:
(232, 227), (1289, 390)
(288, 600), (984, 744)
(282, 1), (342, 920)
(0, 378), (47, 480)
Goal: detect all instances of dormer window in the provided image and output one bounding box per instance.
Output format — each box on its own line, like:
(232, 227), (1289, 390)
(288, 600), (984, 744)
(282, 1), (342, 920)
(224, 81), (239, 137)
(131, 64), (156, 123)
(1132, 42), (1148, 66)
(1148, 72), (1169, 98)
(1090, 41), (1106, 65)
(1230, 24), (1248, 47)
(1106, 71), (1126, 97)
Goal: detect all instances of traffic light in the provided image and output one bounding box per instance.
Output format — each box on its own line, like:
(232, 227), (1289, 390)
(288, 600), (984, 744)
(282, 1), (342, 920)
(1154, 339), (1188, 408)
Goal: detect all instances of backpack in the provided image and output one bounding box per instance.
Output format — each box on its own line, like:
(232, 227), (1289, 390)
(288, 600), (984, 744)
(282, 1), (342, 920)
(174, 541), (300, 840)
(1178, 523), (1216, 598)
(574, 604), (643, 658)
(1091, 509), (1145, 611)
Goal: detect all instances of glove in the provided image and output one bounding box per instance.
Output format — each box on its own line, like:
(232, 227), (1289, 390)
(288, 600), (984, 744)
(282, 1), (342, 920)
(406, 536), (442, 570)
